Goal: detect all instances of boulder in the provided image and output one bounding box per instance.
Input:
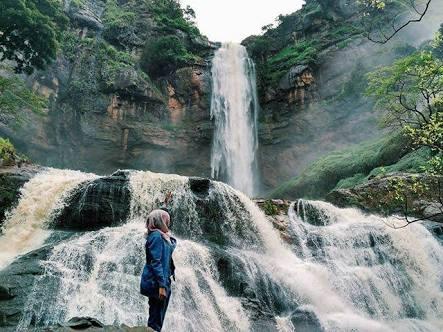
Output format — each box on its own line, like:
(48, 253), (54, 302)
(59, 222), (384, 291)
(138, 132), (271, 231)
(0, 165), (42, 225)
(0, 245), (51, 327)
(54, 171), (131, 231)
(327, 173), (443, 224)
(67, 1), (104, 31)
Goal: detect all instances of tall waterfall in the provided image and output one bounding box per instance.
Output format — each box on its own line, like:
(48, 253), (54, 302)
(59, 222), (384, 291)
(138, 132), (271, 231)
(210, 43), (259, 196)
(0, 169), (441, 331)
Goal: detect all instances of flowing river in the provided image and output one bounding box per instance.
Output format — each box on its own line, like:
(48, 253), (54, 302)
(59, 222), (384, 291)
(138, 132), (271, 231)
(0, 169), (441, 331)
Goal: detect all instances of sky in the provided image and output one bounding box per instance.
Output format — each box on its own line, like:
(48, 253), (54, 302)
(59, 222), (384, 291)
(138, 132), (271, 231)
(180, 0), (305, 43)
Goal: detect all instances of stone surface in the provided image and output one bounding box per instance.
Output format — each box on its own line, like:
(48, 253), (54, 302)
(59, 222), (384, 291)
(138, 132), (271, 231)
(54, 171), (131, 231)
(0, 245), (52, 327)
(0, 165), (42, 225)
(327, 173), (443, 223)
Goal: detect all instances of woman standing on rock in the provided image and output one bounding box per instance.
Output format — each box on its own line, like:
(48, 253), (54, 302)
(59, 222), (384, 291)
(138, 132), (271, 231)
(140, 193), (176, 332)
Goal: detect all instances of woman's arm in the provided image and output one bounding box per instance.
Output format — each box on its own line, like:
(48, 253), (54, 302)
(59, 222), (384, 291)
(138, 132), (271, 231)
(147, 234), (167, 289)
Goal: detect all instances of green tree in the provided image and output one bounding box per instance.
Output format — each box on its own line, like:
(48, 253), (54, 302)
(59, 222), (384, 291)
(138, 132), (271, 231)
(140, 35), (193, 78)
(0, 0), (67, 74)
(359, 0), (432, 44)
(367, 49), (443, 226)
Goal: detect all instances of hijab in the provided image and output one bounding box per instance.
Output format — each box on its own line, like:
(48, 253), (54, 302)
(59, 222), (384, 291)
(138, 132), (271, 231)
(145, 209), (172, 244)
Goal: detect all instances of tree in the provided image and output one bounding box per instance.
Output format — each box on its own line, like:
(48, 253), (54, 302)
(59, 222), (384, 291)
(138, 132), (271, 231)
(140, 35), (192, 78)
(359, 0), (432, 44)
(0, 0), (67, 74)
(367, 49), (443, 226)
(367, 51), (443, 128)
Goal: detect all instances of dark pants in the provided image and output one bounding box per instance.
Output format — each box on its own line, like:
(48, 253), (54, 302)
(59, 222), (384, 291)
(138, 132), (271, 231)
(148, 291), (171, 331)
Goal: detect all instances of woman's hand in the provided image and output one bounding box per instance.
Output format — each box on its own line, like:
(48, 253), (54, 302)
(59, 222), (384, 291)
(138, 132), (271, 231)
(159, 287), (167, 300)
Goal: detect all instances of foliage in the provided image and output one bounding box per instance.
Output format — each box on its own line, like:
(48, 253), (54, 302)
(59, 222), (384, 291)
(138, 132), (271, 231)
(367, 36), (443, 225)
(367, 51), (443, 128)
(140, 35), (194, 78)
(0, 0), (68, 74)
(270, 133), (410, 199)
(358, 0), (432, 44)
(102, 0), (137, 47)
(264, 40), (319, 86)
(262, 200), (280, 216)
(0, 75), (48, 116)
(0, 138), (16, 165)
(149, 0), (200, 38)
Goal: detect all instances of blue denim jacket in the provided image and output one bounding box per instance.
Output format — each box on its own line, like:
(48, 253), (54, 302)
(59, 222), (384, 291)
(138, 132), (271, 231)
(140, 231), (176, 297)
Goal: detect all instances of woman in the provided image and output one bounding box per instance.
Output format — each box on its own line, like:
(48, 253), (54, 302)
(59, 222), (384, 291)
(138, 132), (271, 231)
(140, 208), (176, 332)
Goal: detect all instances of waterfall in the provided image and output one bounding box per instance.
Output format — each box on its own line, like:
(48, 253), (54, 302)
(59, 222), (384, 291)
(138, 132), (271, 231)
(210, 43), (259, 196)
(1, 170), (441, 331)
(0, 168), (97, 270)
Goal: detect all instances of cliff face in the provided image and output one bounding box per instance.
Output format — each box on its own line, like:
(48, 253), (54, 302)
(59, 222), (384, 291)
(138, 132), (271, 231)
(1, 0), (441, 192)
(0, 0), (215, 177)
(245, 0), (442, 191)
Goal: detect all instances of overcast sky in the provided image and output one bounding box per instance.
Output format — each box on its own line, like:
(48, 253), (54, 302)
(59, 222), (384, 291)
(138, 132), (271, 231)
(180, 0), (305, 43)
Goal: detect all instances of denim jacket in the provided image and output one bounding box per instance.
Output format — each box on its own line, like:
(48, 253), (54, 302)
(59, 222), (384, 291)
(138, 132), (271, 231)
(140, 231), (176, 297)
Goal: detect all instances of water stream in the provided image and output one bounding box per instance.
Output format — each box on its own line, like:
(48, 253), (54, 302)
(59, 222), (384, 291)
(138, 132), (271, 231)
(210, 43), (260, 196)
(3, 170), (440, 331)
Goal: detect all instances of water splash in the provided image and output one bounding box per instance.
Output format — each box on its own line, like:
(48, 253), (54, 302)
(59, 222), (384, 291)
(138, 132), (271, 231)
(13, 171), (443, 331)
(0, 168), (97, 270)
(210, 43), (259, 196)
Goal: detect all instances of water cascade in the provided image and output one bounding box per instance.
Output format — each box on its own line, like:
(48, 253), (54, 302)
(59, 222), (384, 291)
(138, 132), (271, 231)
(0, 170), (441, 331)
(0, 168), (97, 269)
(210, 43), (260, 196)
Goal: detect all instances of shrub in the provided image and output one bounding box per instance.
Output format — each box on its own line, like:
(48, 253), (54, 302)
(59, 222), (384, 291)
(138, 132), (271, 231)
(140, 35), (194, 78)
(0, 138), (16, 165)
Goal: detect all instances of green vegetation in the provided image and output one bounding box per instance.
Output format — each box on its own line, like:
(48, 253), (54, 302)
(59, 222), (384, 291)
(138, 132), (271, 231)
(149, 0), (200, 38)
(102, 0), (137, 47)
(0, 138), (16, 165)
(266, 40), (319, 85)
(270, 133), (410, 199)
(0, 0), (68, 74)
(0, 75), (48, 117)
(140, 35), (196, 78)
(262, 200), (280, 216)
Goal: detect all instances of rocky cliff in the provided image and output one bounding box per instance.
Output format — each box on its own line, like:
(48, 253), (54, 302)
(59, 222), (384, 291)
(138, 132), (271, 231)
(0, 0), (215, 177)
(1, 0), (442, 195)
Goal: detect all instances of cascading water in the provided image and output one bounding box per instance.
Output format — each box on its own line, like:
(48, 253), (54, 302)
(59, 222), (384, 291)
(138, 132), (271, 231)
(1, 170), (441, 331)
(210, 43), (260, 196)
(0, 168), (97, 270)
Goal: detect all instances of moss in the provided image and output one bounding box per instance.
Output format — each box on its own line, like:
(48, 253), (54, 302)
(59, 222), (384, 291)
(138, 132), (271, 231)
(262, 200), (280, 216)
(266, 39), (319, 85)
(0, 138), (16, 165)
(102, 0), (137, 46)
(0, 73), (48, 122)
(270, 132), (412, 199)
(369, 148), (431, 177)
(335, 173), (367, 190)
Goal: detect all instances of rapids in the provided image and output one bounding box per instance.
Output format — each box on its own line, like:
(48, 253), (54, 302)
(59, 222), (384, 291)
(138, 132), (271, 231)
(0, 169), (440, 331)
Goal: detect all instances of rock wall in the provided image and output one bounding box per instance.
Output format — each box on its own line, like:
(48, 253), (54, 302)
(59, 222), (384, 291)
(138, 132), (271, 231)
(0, 0), (215, 177)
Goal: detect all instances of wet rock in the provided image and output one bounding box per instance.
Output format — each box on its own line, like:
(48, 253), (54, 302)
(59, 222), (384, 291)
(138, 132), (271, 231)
(290, 308), (325, 332)
(189, 177), (211, 197)
(0, 165), (43, 225)
(54, 172), (131, 231)
(65, 317), (104, 329)
(294, 200), (333, 226)
(0, 246), (51, 327)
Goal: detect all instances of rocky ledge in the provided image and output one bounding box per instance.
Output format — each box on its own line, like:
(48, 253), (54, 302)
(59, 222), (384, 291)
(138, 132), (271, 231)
(326, 173), (443, 224)
(0, 165), (43, 226)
